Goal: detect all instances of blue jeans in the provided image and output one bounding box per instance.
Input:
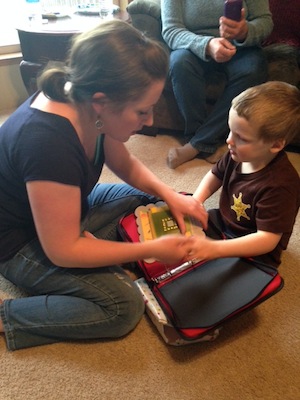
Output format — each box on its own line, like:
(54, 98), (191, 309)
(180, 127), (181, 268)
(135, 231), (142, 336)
(0, 183), (156, 350)
(170, 47), (268, 154)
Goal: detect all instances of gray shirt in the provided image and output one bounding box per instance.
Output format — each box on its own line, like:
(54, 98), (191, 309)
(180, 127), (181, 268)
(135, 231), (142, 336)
(161, 0), (273, 61)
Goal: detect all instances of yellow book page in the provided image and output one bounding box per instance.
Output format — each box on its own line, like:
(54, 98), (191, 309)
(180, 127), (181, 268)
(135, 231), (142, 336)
(135, 202), (204, 242)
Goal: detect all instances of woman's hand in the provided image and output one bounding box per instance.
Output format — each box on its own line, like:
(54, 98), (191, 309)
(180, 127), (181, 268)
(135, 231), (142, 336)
(150, 235), (196, 265)
(219, 9), (248, 42)
(164, 192), (208, 234)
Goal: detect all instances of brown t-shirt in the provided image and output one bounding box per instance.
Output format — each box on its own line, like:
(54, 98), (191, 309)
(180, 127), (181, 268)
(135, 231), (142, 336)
(211, 151), (300, 267)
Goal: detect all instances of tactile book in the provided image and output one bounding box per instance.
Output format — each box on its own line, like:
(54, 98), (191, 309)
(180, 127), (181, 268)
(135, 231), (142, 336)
(134, 202), (204, 263)
(135, 202), (204, 242)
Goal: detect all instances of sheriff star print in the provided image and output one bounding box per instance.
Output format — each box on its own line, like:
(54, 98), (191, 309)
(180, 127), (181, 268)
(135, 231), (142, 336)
(231, 192), (251, 221)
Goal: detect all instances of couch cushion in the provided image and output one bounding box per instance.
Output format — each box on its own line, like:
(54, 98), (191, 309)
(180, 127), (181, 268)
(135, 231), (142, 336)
(127, 0), (161, 20)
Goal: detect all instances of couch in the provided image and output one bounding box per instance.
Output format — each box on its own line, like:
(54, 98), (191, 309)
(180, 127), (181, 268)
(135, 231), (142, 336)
(127, 0), (300, 150)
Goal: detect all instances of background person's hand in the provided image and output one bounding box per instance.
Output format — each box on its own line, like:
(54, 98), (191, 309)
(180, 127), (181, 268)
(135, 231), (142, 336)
(206, 38), (236, 62)
(219, 9), (248, 42)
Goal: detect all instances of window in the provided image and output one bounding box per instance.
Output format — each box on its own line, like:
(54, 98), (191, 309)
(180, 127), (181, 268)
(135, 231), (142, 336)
(0, 0), (122, 53)
(0, 0), (22, 51)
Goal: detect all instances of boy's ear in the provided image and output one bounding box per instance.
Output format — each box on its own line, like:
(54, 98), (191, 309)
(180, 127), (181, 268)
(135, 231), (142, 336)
(270, 138), (286, 153)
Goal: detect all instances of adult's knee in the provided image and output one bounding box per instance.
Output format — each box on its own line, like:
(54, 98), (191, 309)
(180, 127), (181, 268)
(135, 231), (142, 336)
(170, 49), (201, 79)
(112, 287), (145, 337)
(236, 48), (269, 84)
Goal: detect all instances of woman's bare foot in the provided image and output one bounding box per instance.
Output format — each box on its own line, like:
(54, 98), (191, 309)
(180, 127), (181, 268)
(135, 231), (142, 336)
(120, 262), (142, 281)
(124, 269), (139, 281)
(167, 143), (199, 169)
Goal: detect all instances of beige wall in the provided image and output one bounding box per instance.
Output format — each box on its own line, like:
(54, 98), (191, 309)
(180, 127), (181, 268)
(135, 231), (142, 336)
(0, 60), (28, 114)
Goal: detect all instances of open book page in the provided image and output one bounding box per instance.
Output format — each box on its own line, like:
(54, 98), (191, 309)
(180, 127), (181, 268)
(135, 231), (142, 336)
(135, 201), (205, 244)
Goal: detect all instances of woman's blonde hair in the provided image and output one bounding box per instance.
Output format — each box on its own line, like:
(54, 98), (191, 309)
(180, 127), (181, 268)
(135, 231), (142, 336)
(232, 81), (300, 144)
(38, 20), (169, 106)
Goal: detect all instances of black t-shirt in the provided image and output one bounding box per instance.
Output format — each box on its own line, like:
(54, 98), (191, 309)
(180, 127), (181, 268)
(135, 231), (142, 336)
(211, 151), (300, 266)
(0, 94), (105, 261)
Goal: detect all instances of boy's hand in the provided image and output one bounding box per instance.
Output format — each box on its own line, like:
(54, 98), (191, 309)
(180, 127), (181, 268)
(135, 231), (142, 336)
(184, 235), (215, 262)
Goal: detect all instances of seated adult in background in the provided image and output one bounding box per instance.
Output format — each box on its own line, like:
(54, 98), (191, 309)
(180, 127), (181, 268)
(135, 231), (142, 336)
(161, 0), (273, 168)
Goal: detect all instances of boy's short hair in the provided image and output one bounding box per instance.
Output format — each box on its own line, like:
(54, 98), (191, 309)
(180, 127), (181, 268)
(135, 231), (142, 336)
(231, 81), (300, 144)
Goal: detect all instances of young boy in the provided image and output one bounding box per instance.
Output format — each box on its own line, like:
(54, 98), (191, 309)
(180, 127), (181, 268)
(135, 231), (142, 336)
(191, 81), (300, 267)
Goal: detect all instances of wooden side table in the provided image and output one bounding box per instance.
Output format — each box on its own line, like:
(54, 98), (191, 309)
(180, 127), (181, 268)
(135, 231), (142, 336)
(17, 11), (130, 94)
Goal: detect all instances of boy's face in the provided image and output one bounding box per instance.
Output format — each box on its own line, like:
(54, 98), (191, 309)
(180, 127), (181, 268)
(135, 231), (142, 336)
(226, 108), (275, 166)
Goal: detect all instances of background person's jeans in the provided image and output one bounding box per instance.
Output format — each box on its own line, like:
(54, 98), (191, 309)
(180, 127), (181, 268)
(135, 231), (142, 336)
(0, 183), (156, 350)
(170, 47), (268, 154)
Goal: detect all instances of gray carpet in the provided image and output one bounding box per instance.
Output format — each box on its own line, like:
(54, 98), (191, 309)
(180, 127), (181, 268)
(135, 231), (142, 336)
(0, 132), (299, 400)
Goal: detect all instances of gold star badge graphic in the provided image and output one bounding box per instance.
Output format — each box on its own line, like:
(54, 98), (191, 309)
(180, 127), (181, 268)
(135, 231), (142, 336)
(231, 192), (251, 221)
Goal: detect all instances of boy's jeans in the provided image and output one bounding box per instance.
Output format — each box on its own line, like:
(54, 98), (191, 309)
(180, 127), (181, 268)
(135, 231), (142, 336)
(0, 183), (156, 350)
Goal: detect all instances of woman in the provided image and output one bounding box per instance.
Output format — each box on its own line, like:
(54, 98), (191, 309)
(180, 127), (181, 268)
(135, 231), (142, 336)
(161, 0), (273, 168)
(0, 20), (207, 350)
